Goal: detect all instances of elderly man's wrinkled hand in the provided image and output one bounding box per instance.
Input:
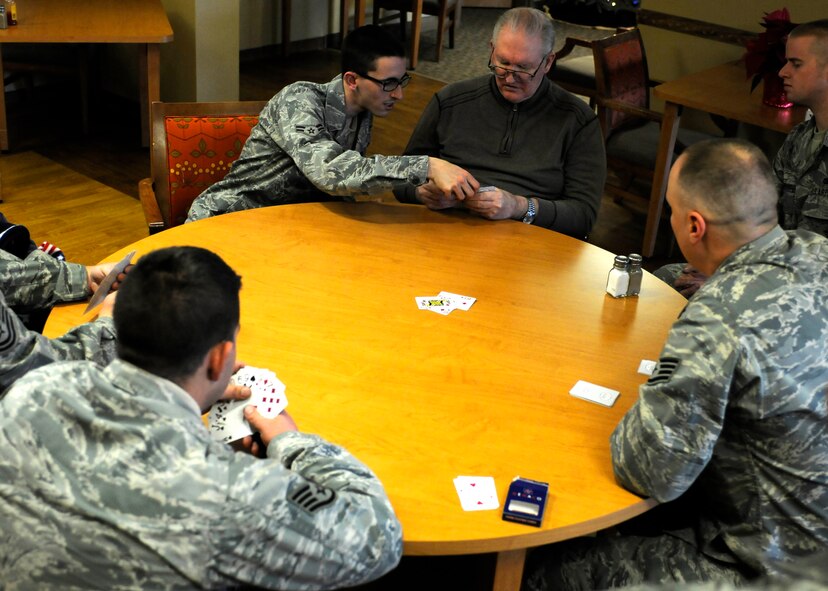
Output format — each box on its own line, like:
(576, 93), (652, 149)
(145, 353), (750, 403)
(465, 187), (522, 220)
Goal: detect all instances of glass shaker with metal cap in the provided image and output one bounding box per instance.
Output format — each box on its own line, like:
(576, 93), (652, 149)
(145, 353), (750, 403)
(626, 254), (643, 296)
(606, 255), (630, 298)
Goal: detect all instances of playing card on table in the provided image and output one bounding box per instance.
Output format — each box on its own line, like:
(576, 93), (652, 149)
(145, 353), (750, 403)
(438, 291), (476, 311)
(453, 475), (500, 511)
(415, 296), (454, 315)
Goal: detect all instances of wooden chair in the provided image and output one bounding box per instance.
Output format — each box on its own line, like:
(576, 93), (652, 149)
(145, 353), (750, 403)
(373, 0), (461, 67)
(139, 100), (267, 234)
(550, 27), (634, 108)
(591, 28), (711, 252)
(551, 36), (599, 106)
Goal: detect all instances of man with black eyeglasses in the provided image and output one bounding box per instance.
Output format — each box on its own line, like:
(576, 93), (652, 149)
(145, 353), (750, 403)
(394, 7), (606, 239)
(187, 25), (478, 222)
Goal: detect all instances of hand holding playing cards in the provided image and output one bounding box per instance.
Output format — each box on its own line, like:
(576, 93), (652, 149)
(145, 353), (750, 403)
(86, 262), (132, 295)
(220, 363), (252, 402)
(208, 366), (289, 445)
(465, 187), (525, 220)
(98, 291), (118, 318)
(416, 181), (460, 210)
(243, 406), (298, 448)
(427, 157), (479, 201)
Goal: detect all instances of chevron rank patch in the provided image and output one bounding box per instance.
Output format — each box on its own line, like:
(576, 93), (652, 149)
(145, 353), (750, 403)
(295, 123), (324, 137)
(0, 306), (18, 353)
(647, 357), (680, 385)
(288, 481), (337, 514)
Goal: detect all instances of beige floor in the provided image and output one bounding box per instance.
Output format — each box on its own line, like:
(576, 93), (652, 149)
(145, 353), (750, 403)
(0, 152), (147, 265)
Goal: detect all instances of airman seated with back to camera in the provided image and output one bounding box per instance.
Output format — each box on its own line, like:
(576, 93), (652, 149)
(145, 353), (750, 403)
(186, 24), (478, 222)
(393, 7), (606, 239)
(0, 246), (403, 589)
(524, 139), (828, 590)
(656, 19), (828, 298)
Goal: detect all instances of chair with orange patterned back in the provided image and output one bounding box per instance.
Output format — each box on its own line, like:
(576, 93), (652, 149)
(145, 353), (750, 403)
(139, 101), (268, 233)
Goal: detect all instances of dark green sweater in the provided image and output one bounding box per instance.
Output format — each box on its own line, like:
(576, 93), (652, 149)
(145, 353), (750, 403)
(395, 75), (606, 238)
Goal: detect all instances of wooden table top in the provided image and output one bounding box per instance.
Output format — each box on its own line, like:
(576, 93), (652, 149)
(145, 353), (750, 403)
(653, 62), (807, 134)
(0, 0), (173, 43)
(45, 202), (687, 555)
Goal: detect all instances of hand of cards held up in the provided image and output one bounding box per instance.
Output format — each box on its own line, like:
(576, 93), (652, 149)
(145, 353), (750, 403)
(208, 366), (288, 443)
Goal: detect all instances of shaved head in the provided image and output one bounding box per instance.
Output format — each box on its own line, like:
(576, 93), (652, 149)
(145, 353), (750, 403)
(672, 139), (778, 239)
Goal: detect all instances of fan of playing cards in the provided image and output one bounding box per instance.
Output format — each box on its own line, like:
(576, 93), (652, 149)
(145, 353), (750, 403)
(415, 291), (476, 315)
(208, 366), (288, 443)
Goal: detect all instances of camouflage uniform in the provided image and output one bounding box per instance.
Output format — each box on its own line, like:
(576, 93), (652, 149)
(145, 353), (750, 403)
(0, 290), (116, 393)
(0, 247), (89, 310)
(656, 116), (828, 289)
(186, 75), (430, 221)
(525, 227), (828, 590)
(774, 116), (828, 237)
(0, 358), (403, 589)
(623, 548), (828, 591)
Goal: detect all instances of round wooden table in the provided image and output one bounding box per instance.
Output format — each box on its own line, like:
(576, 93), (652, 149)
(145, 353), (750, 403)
(46, 202), (687, 590)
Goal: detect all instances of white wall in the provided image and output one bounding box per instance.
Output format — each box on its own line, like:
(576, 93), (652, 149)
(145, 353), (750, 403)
(159, 0), (239, 102)
(239, 0), (344, 51)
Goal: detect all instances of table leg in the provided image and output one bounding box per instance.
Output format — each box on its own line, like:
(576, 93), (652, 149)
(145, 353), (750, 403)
(139, 43), (160, 148)
(355, 0), (366, 27)
(0, 44), (7, 151)
(492, 548), (526, 591)
(643, 101), (682, 258)
(410, 0), (423, 70)
(340, 0), (350, 45)
(340, 0), (366, 45)
(281, 0), (291, 57)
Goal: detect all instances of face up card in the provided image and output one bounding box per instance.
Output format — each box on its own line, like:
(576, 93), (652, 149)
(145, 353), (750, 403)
(477, 186), (496, 193)
(208, 399), (253, 443)
(231, 366), (288, 419)
(453, 475), (500, 511)
(415, 296), (454, 315)
(438, 291), (477, 311)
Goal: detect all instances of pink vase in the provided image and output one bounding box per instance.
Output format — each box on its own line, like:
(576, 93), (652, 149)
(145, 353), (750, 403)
(762, 73), (793, 108)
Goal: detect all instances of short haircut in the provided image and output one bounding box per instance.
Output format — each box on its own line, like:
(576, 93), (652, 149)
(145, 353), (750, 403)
(341, 24), (406, 75)
(789, 20), (828, 65)
(492, 7), (556, 56)
(675, 139), (778, 229)
(114, 246), (242, 383)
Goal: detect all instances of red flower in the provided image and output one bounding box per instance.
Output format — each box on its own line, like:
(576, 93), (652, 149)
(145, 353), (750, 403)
(742, 8), (797, 91)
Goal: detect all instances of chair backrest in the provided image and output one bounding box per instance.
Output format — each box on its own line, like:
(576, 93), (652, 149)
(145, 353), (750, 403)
(592, 28), (650, 134)
(149, 100), (268, 228)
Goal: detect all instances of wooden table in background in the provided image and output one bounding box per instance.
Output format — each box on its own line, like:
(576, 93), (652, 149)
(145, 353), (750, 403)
(643, 62), (808, 257)
(46, 202), (688, 590)
(0, 0), (173, 150)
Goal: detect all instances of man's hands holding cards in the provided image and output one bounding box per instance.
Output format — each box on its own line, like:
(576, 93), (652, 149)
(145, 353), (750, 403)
(465, 186), (526, 220)
(208, 366), (294, 453)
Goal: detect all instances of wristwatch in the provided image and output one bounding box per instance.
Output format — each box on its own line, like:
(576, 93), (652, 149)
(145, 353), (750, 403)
(522, 197), (536, 225)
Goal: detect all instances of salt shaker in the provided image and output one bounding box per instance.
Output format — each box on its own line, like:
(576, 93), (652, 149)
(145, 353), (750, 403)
(606, 255), (629, 298)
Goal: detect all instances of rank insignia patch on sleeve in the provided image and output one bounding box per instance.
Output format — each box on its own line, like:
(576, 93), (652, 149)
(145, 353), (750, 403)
(0, 306), (19, 353)
(647, 357), (680, 385)
(295, 124), (324, 137)
(288, 481), (337, 514)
